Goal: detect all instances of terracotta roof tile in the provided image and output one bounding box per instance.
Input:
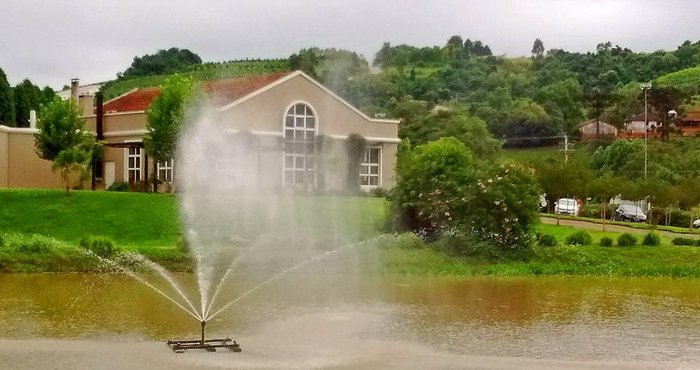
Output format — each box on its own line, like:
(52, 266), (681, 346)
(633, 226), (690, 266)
(103, 87), (161, 113)
(102, 72), (291, 113)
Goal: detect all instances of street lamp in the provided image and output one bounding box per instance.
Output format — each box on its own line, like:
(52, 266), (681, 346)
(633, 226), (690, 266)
(640, 82), (652, 179)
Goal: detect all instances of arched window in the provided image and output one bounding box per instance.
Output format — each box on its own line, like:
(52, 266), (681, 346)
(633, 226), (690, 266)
(283, 103), (316, 187)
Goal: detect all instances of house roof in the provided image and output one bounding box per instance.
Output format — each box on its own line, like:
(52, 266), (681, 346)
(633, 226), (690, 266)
(576, 119), (615, 129)
(627, 112), (661, 122)
(682, 110), (700, 122)
(102, 72), (291, 113)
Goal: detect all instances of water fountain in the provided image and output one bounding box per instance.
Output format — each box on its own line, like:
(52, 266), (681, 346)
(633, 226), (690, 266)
(101, 107), (373, 353)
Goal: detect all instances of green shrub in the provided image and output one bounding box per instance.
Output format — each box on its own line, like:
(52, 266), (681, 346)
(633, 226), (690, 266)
(79, 236), (116, 258)
(565, 231), (593, 246)
(537, 234), (559, 247)
(14, 238), (52, 254)
(0, 234), (4, 248)
(642, 232), (661, 246)
(672, 237), (697, 246)
(107, 182), (130, 192)
(600, 236), (613, 247)
(371, 187), (389, 198)
(392, 138), (540, 253)
(617, 233), (638, 246)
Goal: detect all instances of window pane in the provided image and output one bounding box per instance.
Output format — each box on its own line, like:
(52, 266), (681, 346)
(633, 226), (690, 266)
(370, 166), (379, 175)
(370, 148), (379, 163)
(285, 155), (294, 168)
(304, 131), (314, 141)
(128, 158), (134, 167)
(285, 116), (294, 127)
(285, 129), (294, 140)
(307, 117), (315, 128)
(361, 176), (369, 185)
(360, 166), (368, 175)
(296, 117), (304, 128)
(295, 156), (305, 168)
(370, 177), (378, 186)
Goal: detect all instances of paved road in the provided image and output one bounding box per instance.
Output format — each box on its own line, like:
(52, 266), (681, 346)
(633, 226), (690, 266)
(541, 216), (700, 239)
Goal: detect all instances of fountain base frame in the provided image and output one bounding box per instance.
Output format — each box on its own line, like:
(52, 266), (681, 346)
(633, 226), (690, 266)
(166, 338), (241, 353)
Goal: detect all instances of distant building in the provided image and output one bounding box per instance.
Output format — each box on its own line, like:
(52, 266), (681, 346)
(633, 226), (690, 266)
(0, 71), (399, 191)
(577, 119), (618, 138)
(624, 113), (661, 134)
(680, 109), (700, 136)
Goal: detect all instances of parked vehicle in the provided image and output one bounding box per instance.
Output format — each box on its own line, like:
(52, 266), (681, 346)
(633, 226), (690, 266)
(554, 198), (579, 216)
(615, 204), (647, 222)
(693, 219), (700, 228)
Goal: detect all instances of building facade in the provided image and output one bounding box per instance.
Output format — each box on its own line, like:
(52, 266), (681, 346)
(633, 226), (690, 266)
(0, 71), (400, 192)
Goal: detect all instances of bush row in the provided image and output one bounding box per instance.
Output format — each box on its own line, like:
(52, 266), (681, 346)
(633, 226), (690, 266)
(538, 231), (667, 247)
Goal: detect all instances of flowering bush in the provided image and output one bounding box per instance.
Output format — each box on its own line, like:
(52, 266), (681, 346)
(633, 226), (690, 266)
(392, 138), (540, 253)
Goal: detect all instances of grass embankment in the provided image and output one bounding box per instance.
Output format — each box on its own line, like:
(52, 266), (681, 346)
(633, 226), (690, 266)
(377, 225), (700, 278)
(0, 189), (386, 272)
(1, 189), (700, 277)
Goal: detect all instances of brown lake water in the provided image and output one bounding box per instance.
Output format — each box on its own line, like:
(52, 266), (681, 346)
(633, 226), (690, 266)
(1, 273), (699, 369)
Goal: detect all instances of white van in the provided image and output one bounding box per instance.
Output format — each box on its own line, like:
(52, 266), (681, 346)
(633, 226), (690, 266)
(554, 198), (579, 216)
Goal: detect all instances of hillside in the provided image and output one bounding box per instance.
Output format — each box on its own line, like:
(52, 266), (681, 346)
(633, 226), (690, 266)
(101, 59), (290, 100)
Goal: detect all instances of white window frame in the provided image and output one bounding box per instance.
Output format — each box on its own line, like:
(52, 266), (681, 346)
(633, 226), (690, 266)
(156, 159), (174, 183)
(123, 140), (143, 182)
(360, 146), (382, 190)
(281, 101), (318, 187)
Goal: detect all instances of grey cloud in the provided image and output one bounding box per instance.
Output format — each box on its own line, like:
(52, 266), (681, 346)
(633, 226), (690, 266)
(0, 0), (698, 88)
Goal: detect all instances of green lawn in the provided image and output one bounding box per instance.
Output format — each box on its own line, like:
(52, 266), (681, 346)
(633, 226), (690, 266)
(0, 189), (180, 247)
(1, 189), (699, 278)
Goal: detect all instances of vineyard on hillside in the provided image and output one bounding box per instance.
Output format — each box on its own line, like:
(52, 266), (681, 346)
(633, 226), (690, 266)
(101, 59), (290, 99)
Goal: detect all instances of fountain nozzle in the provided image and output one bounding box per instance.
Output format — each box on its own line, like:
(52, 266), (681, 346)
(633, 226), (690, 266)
(201, 320), (206, 345)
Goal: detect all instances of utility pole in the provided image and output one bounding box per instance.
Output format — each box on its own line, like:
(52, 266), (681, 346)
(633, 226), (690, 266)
(640, 82), (652, 180)
(560, 134), (574, 163)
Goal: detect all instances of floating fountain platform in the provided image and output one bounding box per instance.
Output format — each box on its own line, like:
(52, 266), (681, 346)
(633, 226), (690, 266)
(167, 321), (241, 353)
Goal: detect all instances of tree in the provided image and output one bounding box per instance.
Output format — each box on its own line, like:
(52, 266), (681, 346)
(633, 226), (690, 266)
(13, 79), (42, 127)
(647, 86), (684, 140)
(35, 98), (101, 195)
(373, 42), (392, 68)
(120, 48), (202, 78)
(531, 38), (545, 63)
(589, 174), (625, 229)
(0, 67), (15, 126)
(144, 75), (195, 177)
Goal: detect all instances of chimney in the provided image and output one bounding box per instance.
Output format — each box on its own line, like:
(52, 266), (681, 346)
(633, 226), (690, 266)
(29, 110), (37, 129)
(70, 78), (79, 103)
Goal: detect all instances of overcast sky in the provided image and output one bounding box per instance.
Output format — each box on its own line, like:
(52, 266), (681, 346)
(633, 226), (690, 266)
(1, 0), (698, 89)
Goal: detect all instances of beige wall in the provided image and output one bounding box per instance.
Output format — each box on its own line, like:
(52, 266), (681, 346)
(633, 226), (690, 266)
(0, 127), (64, 189)
(85, 111), (148, 134)
(219, 74), (397, 139)
(0, 130), (8, 187)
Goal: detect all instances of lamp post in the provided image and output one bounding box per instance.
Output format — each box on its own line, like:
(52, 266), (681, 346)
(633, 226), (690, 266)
(640, 82), (652, 180)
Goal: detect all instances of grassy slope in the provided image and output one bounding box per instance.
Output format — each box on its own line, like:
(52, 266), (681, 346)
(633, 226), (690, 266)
(0, 189), (180, 247)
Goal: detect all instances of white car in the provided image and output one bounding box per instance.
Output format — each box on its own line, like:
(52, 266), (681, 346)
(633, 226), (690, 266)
(554, 198), (579, 216)
(693, 219), (700, 228)
(615, 204), (647, 222)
